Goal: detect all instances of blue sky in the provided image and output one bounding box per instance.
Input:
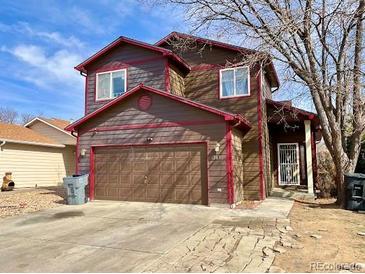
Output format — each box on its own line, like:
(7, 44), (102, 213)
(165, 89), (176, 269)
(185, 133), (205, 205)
(0, 0), (188, 121)
(0, 0), (313, 121)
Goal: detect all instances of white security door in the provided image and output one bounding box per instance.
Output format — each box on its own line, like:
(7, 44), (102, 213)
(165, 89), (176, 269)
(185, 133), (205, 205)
(277, 143), (300, 185)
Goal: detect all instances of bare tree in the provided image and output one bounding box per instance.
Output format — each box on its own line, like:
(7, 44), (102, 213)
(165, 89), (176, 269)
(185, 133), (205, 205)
(20, 113), (36, 125)
(0, 107), (18, 124)
(157, 0), (365, 206)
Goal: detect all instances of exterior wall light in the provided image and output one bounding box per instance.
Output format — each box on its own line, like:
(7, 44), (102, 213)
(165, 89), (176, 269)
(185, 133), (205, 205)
(215, 143), (220, 153)
(80, 149), (87, 157)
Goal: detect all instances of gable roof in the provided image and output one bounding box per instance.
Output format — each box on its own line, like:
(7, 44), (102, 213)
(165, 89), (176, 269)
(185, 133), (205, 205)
(74, 36), (191, 73)
(65, 84), (251, 132)
(155, 31), (280, 88)
(24, 117), (74, 137)
(266, 99), (320, 127)
(0, 122), (64, 148)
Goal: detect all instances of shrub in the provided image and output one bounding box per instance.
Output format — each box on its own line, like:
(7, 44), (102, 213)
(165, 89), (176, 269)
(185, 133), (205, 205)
(316, 150), (337, 198)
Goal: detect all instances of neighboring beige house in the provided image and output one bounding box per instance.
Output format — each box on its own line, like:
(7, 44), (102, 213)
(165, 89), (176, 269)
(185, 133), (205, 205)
(0, 118), (76, 188)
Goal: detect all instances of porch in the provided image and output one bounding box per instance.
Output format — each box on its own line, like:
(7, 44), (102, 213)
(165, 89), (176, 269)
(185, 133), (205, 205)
(266, 100), (322, 196)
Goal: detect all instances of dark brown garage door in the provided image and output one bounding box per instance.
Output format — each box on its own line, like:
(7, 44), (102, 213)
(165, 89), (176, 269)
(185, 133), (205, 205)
(93, 144), (207, 204)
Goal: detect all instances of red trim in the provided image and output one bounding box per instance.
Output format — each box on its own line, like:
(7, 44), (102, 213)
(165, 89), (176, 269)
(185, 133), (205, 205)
(225, 124), (234, 204)
(75, 36), (190, 73)
(75, 131), (80, 174)
(205, 141), (210, 206)
(65, 84), (251, 131)
(156, 32), (256, 54)
(89, 141), (208, 203)
(87, 120), (224, 133)
(155, 31), (279, 87)
(89, 147), (95, 200)
(164, 60), (171, 92)
(84, 75), (88, 115)
(257, 69), (266, 200)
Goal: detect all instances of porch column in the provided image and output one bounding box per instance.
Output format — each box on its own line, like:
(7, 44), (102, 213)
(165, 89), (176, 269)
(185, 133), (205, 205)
(304, 120), (314, 194)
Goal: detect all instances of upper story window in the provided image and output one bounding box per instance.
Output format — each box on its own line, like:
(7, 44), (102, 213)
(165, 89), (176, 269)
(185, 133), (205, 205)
(219, 66), (250, 98)
(96, 69), (127, 101)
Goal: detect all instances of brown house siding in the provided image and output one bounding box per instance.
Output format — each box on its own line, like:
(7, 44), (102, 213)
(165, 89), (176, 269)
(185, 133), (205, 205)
(160, 46), (262, 200)
(169, 62), (185, 97)
(77, 92), (232, 204)
(85, 44), (167, 114)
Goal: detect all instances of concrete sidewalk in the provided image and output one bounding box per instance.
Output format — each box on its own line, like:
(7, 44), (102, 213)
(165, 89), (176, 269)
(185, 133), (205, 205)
(0, 198), (293, 272)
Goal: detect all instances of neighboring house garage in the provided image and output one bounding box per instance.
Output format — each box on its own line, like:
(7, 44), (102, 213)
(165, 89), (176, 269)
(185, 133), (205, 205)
(0, 118), (76, 188)
(66, 85), (251, 206)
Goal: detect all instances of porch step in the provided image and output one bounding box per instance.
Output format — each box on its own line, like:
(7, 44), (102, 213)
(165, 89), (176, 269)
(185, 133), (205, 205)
(270, 188), (316, 202)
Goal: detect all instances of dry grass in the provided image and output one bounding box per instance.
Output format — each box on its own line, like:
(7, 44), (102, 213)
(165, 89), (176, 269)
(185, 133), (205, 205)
(0, 187), (66, 218)
(273, 199), (365, 272)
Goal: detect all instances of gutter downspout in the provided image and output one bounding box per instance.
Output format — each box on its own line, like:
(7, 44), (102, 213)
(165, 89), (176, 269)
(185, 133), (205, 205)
(0, 140), (6, 150)
(71, 131), (78, 138)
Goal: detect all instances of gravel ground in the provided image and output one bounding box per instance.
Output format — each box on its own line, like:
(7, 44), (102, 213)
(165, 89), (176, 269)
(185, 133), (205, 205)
(0, 187), (66, 218)
(272, 199), (365, 272)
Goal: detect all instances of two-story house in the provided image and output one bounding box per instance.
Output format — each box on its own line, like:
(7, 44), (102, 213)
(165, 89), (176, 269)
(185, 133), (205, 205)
(65, 32), (321, 207)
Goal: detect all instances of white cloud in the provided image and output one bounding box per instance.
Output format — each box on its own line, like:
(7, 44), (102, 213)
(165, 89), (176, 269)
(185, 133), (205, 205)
(0, 21), (84, 49)
(21, 23), (84, 49)
(1, 44), (83, 92)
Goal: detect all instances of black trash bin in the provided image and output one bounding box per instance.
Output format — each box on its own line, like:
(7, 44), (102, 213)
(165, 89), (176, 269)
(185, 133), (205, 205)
(344, 173), (365, 211)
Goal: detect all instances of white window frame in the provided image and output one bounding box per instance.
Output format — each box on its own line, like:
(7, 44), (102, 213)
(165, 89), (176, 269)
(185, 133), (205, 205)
(219, 66), (250, 98)
(277, 142), (301, 186)
(96, 68), (127, 101)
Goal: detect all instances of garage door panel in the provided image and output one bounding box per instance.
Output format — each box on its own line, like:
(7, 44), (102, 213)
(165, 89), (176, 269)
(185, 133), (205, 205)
(133, 186), (147, 201)
(133, 174), (147, 185)
(94, 144), (207, 205)
(106, 188), (119, 199)
(147, 160), (160, 172)
(147, 175), (159, 185)
(146, 185), (160, 201)
(160, 174), (175, 183)
(133, 161), (147, 172)
(175, 151), (190, 158)
(147, 151), (160, 159)
(175, 160), (190, 171)
(175, 174), (189, 186)
(160, 161), (174, 171)
(160, 188), (175, 202)
(120, 161), (132, 172)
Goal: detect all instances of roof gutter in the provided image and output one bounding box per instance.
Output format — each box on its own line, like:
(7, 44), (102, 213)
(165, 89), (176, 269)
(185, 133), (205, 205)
(0, 141), (6, 149)
(0, 139), (65, 148)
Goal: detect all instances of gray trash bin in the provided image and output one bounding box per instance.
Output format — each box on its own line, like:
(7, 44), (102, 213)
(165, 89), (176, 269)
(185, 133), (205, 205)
(344, 173), (365, 211)
(63, 174), (89, 205)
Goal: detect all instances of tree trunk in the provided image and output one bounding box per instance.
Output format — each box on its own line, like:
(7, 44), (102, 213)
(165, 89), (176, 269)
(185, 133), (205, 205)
(333, 159), (346, 208)
(332, 151), (358, 208)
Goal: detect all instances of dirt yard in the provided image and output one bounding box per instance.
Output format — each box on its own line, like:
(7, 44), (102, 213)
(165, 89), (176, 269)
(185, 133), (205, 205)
(0, 188), (65, 218)
(273, 199), (365, 273)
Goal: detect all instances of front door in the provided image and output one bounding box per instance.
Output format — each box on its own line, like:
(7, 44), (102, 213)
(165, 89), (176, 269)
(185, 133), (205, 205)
(277, 143), (300, 185)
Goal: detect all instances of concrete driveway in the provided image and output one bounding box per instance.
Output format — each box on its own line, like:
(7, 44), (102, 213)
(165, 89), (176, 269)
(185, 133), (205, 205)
(0, 199), (293, 272)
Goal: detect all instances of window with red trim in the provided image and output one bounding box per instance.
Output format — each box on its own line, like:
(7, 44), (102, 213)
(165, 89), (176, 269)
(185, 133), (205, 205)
(219, 66), (250, 98)
(96, 69), (127, 100)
